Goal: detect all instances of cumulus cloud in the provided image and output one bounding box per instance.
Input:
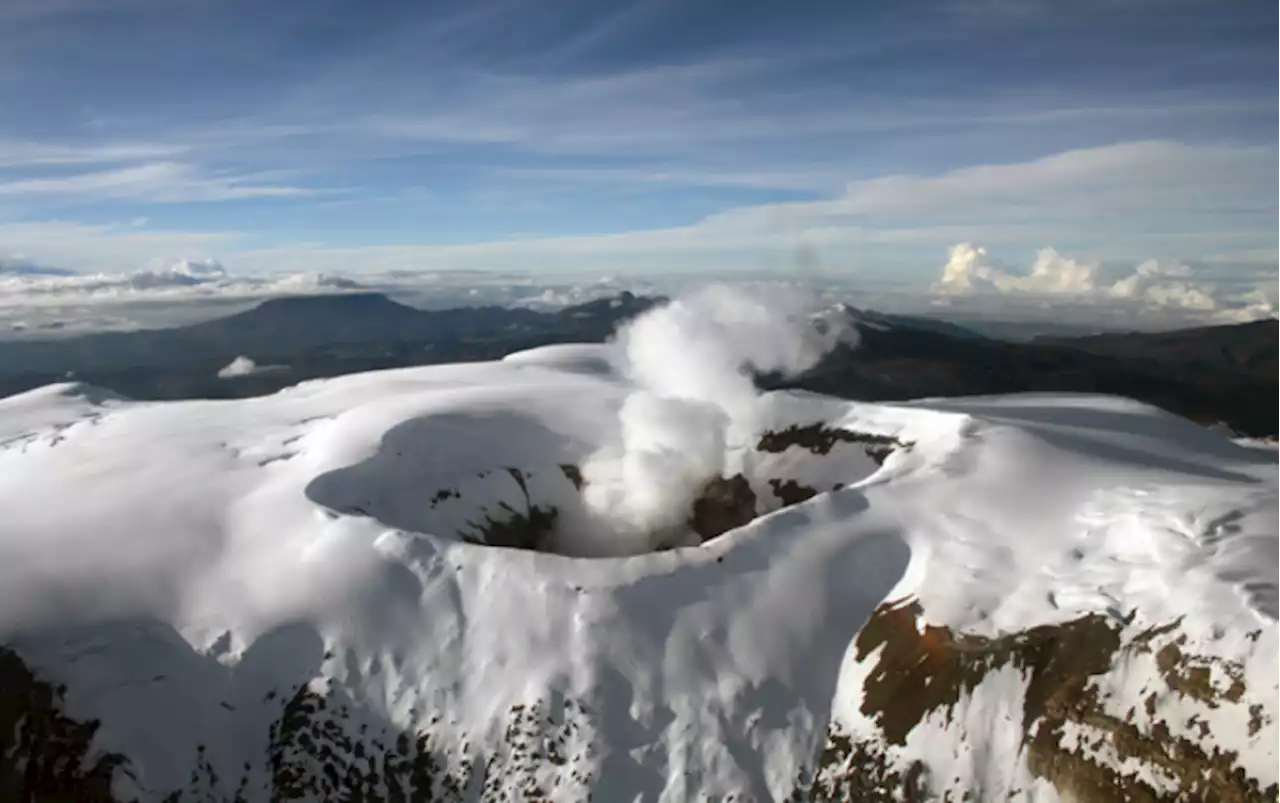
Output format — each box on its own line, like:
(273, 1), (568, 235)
(1106, 260), (1216, 310)
(935, 244), (1095, 295)
(933, 243), (1277, 323)
(126, 258), (228, 289)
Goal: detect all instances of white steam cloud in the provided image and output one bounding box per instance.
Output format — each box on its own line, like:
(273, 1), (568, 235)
(580, 284), (854, 551)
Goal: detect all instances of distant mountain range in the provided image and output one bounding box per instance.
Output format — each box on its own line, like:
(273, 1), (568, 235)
(0, 292), (659, 374)
(777, 317), (1276, 436)
(0, 292), (661, 401)
(0, 292), (1274, 435)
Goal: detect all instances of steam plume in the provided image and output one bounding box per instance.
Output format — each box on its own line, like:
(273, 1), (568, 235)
(580, 284), (854, 550)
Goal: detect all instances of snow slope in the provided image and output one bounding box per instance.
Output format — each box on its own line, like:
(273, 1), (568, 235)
(0, 292), (1275, 802)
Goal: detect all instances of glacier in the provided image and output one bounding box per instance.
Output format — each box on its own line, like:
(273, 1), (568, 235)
(0, 303), (1275, 801)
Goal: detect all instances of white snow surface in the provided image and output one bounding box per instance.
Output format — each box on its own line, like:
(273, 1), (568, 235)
(0, 299), (1276, 800)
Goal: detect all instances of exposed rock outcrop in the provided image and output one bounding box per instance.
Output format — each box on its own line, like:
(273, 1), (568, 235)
(1, 647), (597, 803)
(800, 599), (1278, 802)
(0, 647), (127, 803)
(689, 474), (758, 542)
(460, 468), (560, 552)
(757, 424), (912, 465)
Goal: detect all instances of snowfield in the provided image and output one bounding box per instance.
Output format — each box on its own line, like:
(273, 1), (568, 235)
(0, 289), (1275, 802)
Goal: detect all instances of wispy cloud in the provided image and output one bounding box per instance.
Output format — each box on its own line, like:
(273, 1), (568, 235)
(0, 0), (214, 22)
(0, 0), (140, 23)
(79, 64), (1246, 212)
(0, 0), (1269, 239)
(354, 57), (810, 154)
(0, 139), (187, 167)
(484, 164), (845, 192)
(3, 141), (1274, 279)
(0, 220), (239, 273)
(950, 0), (1223, 21)
(0, 0), (1272, 308)
(370, 140), (1272, 266)
(702, 140), (1275, 230)
(0, 162), (315, 202)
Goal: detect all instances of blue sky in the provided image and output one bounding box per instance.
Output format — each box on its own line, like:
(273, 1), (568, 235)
(0, 0), (1275, 298)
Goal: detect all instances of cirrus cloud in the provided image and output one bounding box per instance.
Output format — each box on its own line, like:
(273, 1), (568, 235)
(0, 162), (314, 203)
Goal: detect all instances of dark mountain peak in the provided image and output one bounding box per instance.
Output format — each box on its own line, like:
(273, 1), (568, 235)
(1039, 317), (1277, 358)
(249, 292), (413, 316)
(847, 308), (987, 340)
(171, 292), (436, 354)
(197, 293), (430, 337)
(559, 293), (665, 322)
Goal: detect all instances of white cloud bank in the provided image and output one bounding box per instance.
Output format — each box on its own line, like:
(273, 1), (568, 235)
(0, 258), (365, 304)
(934, 243), (1277, 323)
(0, 256), (683, 337)
(0, 140), (1273, 332)
(0, 257), (380, 336)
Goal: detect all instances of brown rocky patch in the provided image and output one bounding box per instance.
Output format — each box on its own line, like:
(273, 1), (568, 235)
(689, 474), (758, 542)
(758, 424), (911, 465)
(799, 599), (1278, 802)
(2, 645), (597, 802)
(768, 478), (818, 507)
(1153, 635), (1246, 706)
(798, 726), (930, 802)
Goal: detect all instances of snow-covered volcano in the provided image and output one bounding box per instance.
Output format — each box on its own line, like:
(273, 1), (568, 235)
(0, 289), (1275, 802)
